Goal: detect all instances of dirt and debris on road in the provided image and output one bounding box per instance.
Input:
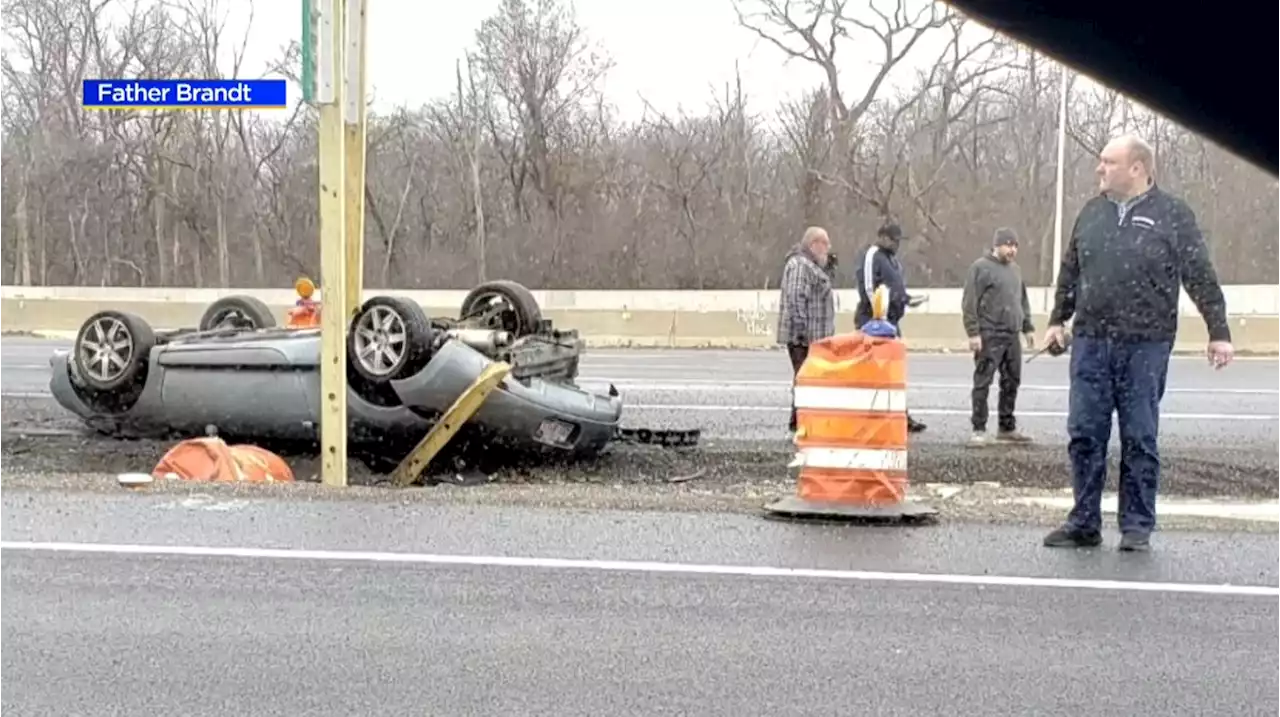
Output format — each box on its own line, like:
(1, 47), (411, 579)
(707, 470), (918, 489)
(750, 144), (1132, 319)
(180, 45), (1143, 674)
(4, 423), (1276, 499)
(3, 423), (1277, 534)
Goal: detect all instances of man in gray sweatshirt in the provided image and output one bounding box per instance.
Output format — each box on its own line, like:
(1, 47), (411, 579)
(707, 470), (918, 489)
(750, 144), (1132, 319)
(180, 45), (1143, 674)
(961, 227), (1036, 445)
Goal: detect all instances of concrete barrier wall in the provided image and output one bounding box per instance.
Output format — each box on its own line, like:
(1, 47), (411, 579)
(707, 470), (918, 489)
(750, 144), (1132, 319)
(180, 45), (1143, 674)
(3, 285), (1277, 353)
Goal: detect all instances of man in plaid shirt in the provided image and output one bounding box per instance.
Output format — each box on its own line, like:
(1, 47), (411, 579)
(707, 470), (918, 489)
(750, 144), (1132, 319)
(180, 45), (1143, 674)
(777, 226), (837, 432)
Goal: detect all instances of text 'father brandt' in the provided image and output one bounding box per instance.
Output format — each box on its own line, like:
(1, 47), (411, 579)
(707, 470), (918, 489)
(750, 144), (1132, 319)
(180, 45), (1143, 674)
(93, 81), (256, 105)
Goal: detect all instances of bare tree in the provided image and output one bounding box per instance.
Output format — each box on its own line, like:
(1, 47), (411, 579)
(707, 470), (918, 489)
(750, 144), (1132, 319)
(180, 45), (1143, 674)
(1, 0), (1275, 290)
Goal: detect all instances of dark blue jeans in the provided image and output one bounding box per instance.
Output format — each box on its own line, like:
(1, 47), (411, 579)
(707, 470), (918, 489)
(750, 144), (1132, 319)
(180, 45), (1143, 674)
(1065, 336), (1172, 535)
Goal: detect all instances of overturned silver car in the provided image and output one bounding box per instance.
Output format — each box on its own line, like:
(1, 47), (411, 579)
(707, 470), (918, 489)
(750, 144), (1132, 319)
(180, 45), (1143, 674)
(48, 281), (632, 460)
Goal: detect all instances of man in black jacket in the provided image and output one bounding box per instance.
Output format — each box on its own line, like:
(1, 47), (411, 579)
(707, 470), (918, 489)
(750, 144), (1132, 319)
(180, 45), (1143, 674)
(855, 223), (910, 328)
(1041, 134), (1236, 553)
(855, 222), (927, 433)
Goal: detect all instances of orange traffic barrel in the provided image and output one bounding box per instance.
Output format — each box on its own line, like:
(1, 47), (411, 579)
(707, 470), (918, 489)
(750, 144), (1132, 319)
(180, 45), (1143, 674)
(286, 276), (322, 328)
(765, 290), (935, 521)
(286, 301), (320, 328)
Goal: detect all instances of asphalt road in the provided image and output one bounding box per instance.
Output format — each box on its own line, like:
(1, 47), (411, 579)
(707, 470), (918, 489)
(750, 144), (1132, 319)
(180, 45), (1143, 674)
(3, 337), (1277, 449)
(5, 337), (1278, 498)
(3, 492), (1278, 716)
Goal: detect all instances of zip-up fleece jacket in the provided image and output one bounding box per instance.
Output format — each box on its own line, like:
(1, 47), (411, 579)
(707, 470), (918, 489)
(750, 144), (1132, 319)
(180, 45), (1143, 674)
(854, 243), (908, 327)
(962, 254), (1035, 338)
(1050, 185), (1231, 344)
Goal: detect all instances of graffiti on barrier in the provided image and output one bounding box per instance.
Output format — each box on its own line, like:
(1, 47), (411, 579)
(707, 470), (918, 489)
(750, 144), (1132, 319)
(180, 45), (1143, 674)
(735, 296), (778, 337)
(733, 289), (847, 337)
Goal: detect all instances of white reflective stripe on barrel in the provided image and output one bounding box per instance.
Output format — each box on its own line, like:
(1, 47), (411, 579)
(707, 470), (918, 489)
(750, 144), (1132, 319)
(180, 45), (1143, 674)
(792, 386), (906, 412)
(791, 447), (909, 472)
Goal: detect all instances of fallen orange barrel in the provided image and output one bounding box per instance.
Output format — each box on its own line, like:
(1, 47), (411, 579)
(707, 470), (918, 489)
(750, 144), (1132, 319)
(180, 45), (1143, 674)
(764, 329), (935, 521)
(152, 437), (295, 484)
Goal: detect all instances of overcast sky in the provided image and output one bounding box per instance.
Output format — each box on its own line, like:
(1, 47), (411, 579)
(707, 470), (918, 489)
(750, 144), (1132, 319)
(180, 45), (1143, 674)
(173, 0), (1077, 119)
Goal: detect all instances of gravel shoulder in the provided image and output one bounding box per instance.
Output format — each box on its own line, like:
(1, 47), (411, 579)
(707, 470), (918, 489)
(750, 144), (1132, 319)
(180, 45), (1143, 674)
(4, 425), (1276, 534)
(5, 426), (1278, 497)
(5, 390), (1277, 501)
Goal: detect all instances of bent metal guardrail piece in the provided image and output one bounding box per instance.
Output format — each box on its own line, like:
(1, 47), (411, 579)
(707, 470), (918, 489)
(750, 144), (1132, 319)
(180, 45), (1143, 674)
(391, 361), (513, 487)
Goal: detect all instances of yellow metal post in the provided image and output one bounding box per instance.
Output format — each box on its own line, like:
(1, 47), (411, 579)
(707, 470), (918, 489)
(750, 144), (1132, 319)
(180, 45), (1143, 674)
(318, 0), (349, 487)
(342, 0), (367, 314)
(391, 362), (512, 487)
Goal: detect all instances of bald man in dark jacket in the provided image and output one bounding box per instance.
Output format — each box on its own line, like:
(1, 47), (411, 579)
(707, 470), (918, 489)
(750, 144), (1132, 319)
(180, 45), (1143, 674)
(1041, 134), (1235, 553)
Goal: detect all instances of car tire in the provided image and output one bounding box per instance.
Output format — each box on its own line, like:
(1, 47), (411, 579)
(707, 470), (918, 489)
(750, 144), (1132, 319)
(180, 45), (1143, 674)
(73, 310), (156, 393)
(347, 295), (436, 384)
(459, 280), (543, 337)
(199, 295), (278, 331)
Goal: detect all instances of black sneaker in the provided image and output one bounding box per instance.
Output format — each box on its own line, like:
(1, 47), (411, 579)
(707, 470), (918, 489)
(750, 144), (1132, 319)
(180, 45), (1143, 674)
(1043, 525), (1103, 548)
(1118, 532), (1151, 552)
(995, 429), (1033, 444)
(907, 416), (927, 433)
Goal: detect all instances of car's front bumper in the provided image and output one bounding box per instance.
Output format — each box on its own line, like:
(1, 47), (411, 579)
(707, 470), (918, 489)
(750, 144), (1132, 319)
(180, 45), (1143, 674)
(391, 340), (622, 454)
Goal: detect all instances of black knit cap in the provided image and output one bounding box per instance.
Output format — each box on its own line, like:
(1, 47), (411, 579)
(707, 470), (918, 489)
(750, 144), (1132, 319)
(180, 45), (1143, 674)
(993, 227), (1018, 246)
(877, 222), (904, 241)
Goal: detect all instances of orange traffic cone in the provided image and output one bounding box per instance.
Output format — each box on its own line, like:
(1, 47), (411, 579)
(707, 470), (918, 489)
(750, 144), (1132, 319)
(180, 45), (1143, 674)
(765, 286), (936, 522)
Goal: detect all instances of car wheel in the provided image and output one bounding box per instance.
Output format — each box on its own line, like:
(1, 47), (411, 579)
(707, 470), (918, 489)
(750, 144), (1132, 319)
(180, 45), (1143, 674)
(347, 295), (436, 384)
(459, 280), (543, 337)
(199, 295), (277, 332)
(73, 310), (156, 393)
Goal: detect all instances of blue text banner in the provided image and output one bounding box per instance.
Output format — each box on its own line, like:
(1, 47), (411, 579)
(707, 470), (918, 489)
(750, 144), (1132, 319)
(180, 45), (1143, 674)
(82, 79), (287, 109)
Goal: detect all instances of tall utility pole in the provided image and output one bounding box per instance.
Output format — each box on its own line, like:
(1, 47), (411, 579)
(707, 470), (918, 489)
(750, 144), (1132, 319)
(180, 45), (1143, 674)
(1049, 62), (1070, 305)
(343, 0), (367, 312)
(304, 0), (361, 486)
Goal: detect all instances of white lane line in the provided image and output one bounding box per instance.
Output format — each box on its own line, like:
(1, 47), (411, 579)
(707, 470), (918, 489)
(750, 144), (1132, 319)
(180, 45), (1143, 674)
(7, 353), (1275, 396)
(580, 353), (1279, 363)
(8, 351), (1275, 360)
(2, 381), (1269, 396)
(585, 378), (824, 388)
(3, 390), (1273, 421)
(2, 541), (1275, 597)
(581, 379), (1280, 395)
(5, 348), (1277, 363)
(932, 383), (1279, 395)
(623, 404), (1278, 421)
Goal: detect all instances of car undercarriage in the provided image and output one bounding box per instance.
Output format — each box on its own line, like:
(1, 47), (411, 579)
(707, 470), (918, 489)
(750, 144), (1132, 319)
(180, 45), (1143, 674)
(48, 280), (699, 472)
